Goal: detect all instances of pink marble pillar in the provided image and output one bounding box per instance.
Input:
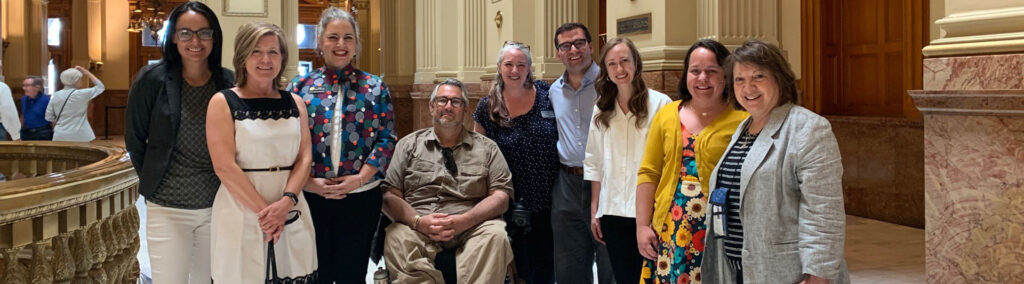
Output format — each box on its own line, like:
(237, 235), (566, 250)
(912, 53), (1024, 283)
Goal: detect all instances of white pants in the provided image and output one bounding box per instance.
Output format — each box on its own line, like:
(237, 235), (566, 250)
(146, 201), (212, 284)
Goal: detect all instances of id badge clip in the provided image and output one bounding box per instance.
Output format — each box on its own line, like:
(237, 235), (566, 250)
(709, 187), (729, 235)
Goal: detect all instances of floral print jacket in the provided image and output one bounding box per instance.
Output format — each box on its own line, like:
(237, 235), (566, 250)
(287, 65), (396, 179)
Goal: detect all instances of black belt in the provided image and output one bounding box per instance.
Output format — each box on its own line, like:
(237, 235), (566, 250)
(242, 166), (293, 172)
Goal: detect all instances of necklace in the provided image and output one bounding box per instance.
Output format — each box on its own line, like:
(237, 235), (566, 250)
(737, 125), (757, 149)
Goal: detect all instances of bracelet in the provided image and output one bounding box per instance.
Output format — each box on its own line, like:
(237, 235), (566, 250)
(412, 214), (422, 230)
(283, 192), (298, 206)
(358, 174), (365, 187)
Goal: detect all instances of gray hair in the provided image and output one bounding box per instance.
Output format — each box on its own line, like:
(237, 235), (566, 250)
(316, 7), (361, 66)
(493, 43), (534, 88)
(60, 68), (83, 87)
(430, 78), (469, 104)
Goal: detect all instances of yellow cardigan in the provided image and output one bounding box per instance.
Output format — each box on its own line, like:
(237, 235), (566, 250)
(636, 100), (747, 231)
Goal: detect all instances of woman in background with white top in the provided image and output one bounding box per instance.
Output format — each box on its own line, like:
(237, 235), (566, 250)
(46, 66), (105, 142)
(583, 37), (671, 283)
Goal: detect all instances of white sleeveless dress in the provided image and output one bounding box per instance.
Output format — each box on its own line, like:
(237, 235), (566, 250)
(210, 89), (318, 283)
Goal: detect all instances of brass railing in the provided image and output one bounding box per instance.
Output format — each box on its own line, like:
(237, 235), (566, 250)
(0, 141), (140, 283)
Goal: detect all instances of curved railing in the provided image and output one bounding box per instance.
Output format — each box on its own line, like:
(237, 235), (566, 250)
(0, 141), (140, 283)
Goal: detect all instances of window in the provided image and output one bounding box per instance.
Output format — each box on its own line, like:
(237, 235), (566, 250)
(47, 18), (62, 46)
(47, 59), (57, 92)
(296, 24), (317, 49)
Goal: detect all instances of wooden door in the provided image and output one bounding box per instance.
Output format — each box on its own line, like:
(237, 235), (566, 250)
(803, 0), (925, 118)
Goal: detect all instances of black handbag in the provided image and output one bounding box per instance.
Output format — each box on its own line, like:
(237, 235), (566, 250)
(265, 210), (318, 284)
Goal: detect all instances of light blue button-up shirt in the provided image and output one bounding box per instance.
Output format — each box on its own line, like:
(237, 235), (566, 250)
(549, 61), (600, 167)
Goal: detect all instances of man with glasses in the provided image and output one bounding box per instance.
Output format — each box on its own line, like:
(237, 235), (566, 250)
(549, 22), (615, 284)
(382, 79), (515, 283)
(0, 62), (22, 141)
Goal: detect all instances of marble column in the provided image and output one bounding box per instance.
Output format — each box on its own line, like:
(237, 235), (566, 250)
(913, 2), (1024, 283)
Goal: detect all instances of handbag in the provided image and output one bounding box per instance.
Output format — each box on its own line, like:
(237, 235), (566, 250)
(265, 210), (318, 284)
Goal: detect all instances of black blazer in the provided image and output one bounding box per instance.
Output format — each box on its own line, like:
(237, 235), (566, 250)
(125, 61), (235, 198)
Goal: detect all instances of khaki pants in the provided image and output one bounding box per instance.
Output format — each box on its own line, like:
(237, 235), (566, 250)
(384, 219), (513, 284)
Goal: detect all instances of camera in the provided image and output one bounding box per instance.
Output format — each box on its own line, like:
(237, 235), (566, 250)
(506, 201), (532, 236)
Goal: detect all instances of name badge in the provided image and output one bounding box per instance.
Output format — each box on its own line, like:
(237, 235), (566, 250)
(710, 187), (729, 235)
(308, 86), (327, 94)
(541, 110), (555, 118)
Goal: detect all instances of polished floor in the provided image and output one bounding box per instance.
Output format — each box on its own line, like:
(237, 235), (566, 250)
(92, 137), (925, 283)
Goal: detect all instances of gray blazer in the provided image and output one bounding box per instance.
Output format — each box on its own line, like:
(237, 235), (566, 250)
(702, 103), (849, 284)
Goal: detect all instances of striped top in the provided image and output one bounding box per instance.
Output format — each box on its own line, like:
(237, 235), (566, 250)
(717, 129), (758, 259)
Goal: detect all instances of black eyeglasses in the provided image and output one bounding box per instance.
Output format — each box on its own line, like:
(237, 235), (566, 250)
(557, 39), (589, 52)
(433, 97), (465, 108)
(177, 28), (215, 41)
(441, 148), (458, 177)
(503, 40), (531, 51)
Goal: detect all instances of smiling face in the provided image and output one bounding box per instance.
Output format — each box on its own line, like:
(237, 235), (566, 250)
(686, 47), (726, 103)
(244, 34), (283, 84)
(318, 19), (358, 69)
(555, 28), (593, 73)
(173, 11), (213, 66)
(603, 43), (636, 87)
(499, 48), (530, 87)
(733, 62), (781, 120)
(430, 84), (467, 128)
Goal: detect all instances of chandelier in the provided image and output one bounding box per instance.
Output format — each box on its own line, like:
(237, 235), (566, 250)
(127, 0), (166, 43)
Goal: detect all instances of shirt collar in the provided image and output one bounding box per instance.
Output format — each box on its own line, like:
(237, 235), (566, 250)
(325, 64), (359, 82)
(557, 61), (600, 88)
(424, 127), (473, 149)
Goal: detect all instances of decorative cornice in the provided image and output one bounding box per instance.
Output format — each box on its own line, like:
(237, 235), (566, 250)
(910, 90), (1024, 116)
(924, 7), (1024, 57)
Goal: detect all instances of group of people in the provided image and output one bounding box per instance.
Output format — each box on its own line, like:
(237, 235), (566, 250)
(0, 63), (106, 143)
(116, 1), (847, 284)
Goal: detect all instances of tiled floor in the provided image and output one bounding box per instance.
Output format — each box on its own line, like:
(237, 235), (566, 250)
(95, 137), (924, 283)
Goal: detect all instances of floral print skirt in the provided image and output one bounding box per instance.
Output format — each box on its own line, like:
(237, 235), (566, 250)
(641, 136), (707, 284)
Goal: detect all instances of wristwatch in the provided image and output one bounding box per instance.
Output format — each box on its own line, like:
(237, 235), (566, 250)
(283, 192), (299, 206)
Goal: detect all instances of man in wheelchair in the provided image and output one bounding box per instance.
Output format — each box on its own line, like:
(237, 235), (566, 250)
(381, 79), (514, 283)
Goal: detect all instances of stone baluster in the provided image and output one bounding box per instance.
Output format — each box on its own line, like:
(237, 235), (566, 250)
(69, 229), (92, 283)
(127, 207), (141, 283)
(100, 219), (119, 280)
(86, 223), (108, 283)
(29, 242), (53, 284)
(51, 235), (75, 284)
(2, 247), (30, 284)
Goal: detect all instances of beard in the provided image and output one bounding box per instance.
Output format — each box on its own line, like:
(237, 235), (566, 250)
(432, 111), (462, 128)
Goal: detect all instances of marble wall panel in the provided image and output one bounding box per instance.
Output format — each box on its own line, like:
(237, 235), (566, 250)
(923, 54), (1024, 91)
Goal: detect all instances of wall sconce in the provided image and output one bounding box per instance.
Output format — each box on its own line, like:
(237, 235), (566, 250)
(494, 11), (503, 29)
(89, 61), (104, 71)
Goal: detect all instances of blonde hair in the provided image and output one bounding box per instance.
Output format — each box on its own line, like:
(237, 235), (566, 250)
(233, 22), (290, 89)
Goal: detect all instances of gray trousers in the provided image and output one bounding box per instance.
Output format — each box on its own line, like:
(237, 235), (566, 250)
(552, 167), (615, 284)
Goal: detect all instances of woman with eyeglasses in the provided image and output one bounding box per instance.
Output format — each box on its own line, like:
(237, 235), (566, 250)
(124, 2), (234, 282)
(472, 41), (558, 284)
(285, 7), (396, 283)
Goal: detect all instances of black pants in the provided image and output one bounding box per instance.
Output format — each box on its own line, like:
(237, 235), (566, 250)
(20, 125), (53, 141)
(551, 167), (615, 284)
(600, 216), (643, 284)
(511, 210), (555, 284)
(305, 187), (382, 284)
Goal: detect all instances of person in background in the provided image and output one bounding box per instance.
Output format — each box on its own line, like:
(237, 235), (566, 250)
(701, 39), (848, 284)
(19, 76), (53, 140)
(286, 7), (396, 283)
(0, 62), (22, 141)
(124, 2), (234, 282)
(473, 41), (558, 284)
(584, 37), (671, 284)
(548, 22), (615, 284)
(635, 39), (747, 283)
(46, 66), (104, 142)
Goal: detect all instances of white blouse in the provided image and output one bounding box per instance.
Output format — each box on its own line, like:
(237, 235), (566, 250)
(45, 79), (105, 142)
(584, 89), (672, 218)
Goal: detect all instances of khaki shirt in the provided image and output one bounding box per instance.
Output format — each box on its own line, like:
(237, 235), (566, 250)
(384, 127), (513, 215)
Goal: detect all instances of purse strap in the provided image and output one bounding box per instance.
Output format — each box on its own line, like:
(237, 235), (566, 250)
(265, 210), (302, 283)
(53, 90), (78, 125)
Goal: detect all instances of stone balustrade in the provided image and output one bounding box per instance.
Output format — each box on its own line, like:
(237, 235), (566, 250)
(0, 142), (140, 283)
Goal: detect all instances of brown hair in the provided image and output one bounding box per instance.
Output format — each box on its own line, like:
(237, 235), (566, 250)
(724, 40), (798, 110)
(594, 37), (648, 129)
(233, 22), (290, 89)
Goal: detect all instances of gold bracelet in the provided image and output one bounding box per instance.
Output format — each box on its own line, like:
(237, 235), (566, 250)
(412, 214), (422, 230)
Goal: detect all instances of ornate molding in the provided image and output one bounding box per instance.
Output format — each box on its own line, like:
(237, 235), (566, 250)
(924, 7), (1024, 57)
(910, 90), (1024, 116)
